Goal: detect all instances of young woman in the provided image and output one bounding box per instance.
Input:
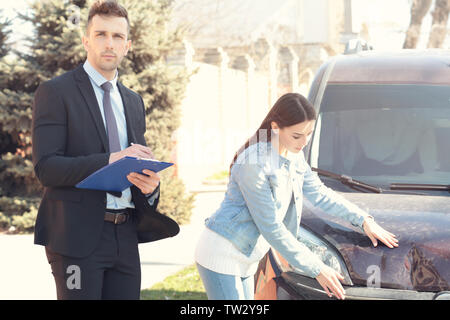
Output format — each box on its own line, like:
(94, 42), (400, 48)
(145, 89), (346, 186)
(195, 93), (398, 300)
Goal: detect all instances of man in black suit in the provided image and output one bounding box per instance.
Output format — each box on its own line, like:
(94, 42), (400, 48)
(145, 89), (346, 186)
(31, 0), (179, 299)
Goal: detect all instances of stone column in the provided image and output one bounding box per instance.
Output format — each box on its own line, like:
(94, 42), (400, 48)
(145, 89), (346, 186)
(250, 38), (278, 109)
(278, 46), (299, 95)
(202, 47), (230, 167)
(183, 40), (195, 72)
(166, 39), (195, 70)
(165, 40), (196, 177)
(232, 54), (255, 129)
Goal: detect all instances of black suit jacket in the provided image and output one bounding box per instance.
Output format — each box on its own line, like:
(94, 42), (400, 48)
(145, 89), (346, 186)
(31, 64), (179, 258)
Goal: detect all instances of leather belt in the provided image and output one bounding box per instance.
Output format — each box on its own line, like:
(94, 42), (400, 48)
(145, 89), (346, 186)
(104, 208), (132, 225)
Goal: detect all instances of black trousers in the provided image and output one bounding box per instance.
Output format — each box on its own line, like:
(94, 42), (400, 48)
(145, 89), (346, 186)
(45, 215), (141, 300)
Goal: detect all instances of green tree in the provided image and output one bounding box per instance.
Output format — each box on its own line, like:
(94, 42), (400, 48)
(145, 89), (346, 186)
(0, 11), (13, 156)
(0, 0), (194, 232)
(0, 11), (11, 59)
(0, 9), (42, 232)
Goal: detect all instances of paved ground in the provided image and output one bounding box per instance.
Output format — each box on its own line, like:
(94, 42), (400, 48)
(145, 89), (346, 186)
(0, 190), (225, 300)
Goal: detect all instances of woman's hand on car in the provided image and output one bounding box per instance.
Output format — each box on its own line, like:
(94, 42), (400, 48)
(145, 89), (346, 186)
(315, 265), (346, 300)
(363, 217), (399, 248)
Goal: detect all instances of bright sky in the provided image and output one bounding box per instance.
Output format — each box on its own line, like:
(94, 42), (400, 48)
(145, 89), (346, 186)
(0, 0), (446, 51)
(352, 0), (439, 50)
(1, 0), (34, 50)
(1, 0), (30, 15)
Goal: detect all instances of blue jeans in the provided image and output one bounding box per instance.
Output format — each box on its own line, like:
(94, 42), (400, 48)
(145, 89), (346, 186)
(196, 263), (255, 300)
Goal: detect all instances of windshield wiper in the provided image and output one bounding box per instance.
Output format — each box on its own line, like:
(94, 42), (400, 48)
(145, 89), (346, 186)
(311, 167), (383, 193)
(390, 183), (450, 193)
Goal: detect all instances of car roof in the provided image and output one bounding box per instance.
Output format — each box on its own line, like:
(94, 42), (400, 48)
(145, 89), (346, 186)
(327, 50), (450, 85)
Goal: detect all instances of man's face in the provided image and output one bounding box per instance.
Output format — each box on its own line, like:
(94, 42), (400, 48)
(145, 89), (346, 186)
(82, 14), (131, 77)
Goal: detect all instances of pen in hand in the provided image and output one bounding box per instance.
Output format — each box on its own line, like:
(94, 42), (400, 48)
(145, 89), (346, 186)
(131, 143), (155, 159)
(109, 143), (155, 164)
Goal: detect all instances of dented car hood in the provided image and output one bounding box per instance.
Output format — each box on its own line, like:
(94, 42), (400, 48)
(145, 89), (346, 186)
(301, 192), (450, 292)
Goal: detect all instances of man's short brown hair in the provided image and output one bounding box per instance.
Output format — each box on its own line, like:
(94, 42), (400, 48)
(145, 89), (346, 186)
(86, 0), (130, 34)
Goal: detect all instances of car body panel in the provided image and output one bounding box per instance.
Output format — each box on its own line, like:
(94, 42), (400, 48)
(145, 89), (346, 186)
(328, 51), (450, 85)
(254, 249), (442, 300)
(300, 192), (450, 292)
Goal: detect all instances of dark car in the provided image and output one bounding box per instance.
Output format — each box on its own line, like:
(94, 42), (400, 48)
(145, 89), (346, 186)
(254, 46), (450, 300)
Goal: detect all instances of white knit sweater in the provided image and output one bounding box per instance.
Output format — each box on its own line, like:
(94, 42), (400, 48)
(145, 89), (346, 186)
(195, 227), (271, 277)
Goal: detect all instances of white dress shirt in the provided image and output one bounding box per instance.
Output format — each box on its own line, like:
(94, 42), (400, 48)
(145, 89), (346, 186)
(83, 60), (158, 209)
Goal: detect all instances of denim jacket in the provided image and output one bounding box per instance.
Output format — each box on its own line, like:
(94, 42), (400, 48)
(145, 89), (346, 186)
(205, 141), (370, 278)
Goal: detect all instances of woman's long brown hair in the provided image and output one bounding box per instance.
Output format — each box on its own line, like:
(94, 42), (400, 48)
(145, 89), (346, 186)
(229, 93), (316, 173)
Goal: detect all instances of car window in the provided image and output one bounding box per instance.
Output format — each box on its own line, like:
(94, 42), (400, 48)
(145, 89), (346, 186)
(310, 84), (450, 187)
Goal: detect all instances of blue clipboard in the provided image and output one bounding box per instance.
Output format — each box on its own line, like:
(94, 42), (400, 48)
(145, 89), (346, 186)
(75, 156), (174, 192)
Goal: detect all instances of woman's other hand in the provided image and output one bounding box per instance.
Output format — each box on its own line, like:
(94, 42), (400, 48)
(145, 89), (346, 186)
(315, 265), (346, 300)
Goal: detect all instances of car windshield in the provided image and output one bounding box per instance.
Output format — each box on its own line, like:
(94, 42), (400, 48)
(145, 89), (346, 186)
(310, 84), (450, 188)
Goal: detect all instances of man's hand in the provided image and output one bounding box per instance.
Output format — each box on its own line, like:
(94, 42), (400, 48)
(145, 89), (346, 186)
(127, 169), (160, 195)
(110, 143), (159, 194)
(109, 143), (154, 164)
(363, 216), (399, 248)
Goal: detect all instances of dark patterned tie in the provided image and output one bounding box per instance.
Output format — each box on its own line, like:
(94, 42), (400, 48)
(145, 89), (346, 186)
(101, 82), (121, 153)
